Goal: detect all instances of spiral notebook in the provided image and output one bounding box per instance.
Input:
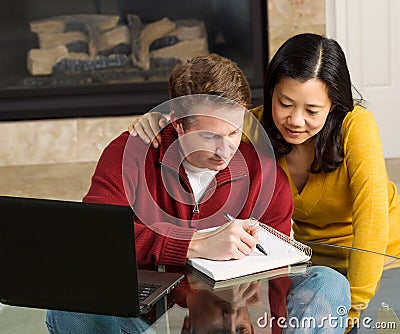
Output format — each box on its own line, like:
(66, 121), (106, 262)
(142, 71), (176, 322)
(187, 261), (311, 290)
(186, 223), (312, 281)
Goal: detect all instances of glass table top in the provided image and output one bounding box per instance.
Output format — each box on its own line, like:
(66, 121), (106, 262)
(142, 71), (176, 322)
(145, 244), (400, 334)
(1, 245), (399, 334)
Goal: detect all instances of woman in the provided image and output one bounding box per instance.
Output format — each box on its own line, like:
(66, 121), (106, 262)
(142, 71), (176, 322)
(129, 33), (400, 326)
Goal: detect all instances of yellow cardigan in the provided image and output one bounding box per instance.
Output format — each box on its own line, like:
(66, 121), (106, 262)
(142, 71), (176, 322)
(246, 105), (400, 318)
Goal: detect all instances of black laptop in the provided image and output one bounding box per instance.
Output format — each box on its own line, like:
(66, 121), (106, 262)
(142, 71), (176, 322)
(0, 195), (184, 317)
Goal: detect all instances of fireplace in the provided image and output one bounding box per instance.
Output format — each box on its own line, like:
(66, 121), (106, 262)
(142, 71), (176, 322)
(0, 0), (267, 121)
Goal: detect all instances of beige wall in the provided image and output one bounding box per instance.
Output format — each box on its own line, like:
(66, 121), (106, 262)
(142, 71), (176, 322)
(268, 0), (325, 58)
(0, 116), (137, 167)
(0, 1), (326, 167)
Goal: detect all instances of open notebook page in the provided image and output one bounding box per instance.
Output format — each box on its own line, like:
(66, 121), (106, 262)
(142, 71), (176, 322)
(187, 226), (311, 281)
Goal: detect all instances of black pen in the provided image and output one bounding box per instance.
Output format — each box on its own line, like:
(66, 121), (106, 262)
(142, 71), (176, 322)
(224, 213), (268, 256)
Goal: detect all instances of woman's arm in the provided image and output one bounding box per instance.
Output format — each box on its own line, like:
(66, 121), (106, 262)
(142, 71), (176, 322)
(128, 112), (168, 148)
(343, 106), (390, 318)
(128, 106), (265, 146)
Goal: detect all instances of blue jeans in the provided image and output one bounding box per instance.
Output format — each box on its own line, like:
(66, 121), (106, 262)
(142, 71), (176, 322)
(45, 312), (151, 334)
(284, 266), (351, 334)
(46, 266), (350, 334)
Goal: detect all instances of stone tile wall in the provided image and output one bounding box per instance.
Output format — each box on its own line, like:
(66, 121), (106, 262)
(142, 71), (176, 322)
(0, 116), (136, 167)
(268, 0), (325, 58)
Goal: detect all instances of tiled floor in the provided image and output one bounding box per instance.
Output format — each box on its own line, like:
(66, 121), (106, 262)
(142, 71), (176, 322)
(0, 158), (399, 333)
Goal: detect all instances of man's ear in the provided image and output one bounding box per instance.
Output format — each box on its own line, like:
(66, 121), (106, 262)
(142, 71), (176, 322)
(172, 120), (185, 136)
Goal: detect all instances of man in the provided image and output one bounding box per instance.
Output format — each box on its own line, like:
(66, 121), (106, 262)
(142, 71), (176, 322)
(81, 54), (293, 266)
(46, 54), (350, 334)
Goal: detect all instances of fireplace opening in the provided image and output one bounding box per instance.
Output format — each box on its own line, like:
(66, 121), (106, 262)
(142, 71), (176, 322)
(0, 0), (267, 121)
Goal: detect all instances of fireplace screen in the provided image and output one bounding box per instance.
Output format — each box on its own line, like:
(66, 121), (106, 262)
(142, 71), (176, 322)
(0, 0), (267, 120)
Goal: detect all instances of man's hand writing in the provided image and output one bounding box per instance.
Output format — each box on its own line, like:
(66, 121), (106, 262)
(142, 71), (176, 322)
(187, 219), (259, 260)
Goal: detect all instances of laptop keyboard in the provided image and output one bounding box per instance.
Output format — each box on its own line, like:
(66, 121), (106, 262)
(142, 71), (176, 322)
(138, 283), (161, 302)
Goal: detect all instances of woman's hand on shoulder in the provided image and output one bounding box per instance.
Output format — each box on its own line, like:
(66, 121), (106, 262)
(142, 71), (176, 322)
(128, 112), (168, 148)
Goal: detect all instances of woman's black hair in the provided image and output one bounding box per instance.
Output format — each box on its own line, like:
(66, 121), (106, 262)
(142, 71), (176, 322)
(263, 33), (356, 173)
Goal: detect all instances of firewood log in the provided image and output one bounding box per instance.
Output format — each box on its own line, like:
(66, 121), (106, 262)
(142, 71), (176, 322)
(128, 15), (175, 70)
(30, 14), (120, 57)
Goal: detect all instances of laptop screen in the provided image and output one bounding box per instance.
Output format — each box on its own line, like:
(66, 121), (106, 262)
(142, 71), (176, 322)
(0, 196), (142, 316)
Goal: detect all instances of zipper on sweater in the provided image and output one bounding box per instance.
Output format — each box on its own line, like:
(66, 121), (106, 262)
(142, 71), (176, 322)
(191, 174), (246, 221)
(179, 170), (247, 225)
(192, 202), (200, 223)
(178, 170), (200, 225)
(193, 202), (199, 213)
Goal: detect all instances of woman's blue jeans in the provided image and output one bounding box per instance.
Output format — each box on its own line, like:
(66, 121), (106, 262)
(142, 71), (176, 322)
(284, 265), (350, 333)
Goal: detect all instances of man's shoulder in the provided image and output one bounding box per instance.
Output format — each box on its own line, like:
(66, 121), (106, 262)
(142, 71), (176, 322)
(108, 131), (154, 153)
(238, 141), (280, 177)
(238, 140), (275, 163)
(110, 131), (130, 146)
(99, 132), (160, 167)
(275, 163), (289, 185)
(238, 141), (289, 183)
(238, 140), (257, 154)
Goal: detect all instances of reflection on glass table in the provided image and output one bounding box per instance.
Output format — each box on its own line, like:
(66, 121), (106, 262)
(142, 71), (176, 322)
(43, 261), (350, 334)
(300, 241), (400, 334)
(2, 246), (399, 334)
(179, 266), (331, 334)
(144, 246), (400, 334)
